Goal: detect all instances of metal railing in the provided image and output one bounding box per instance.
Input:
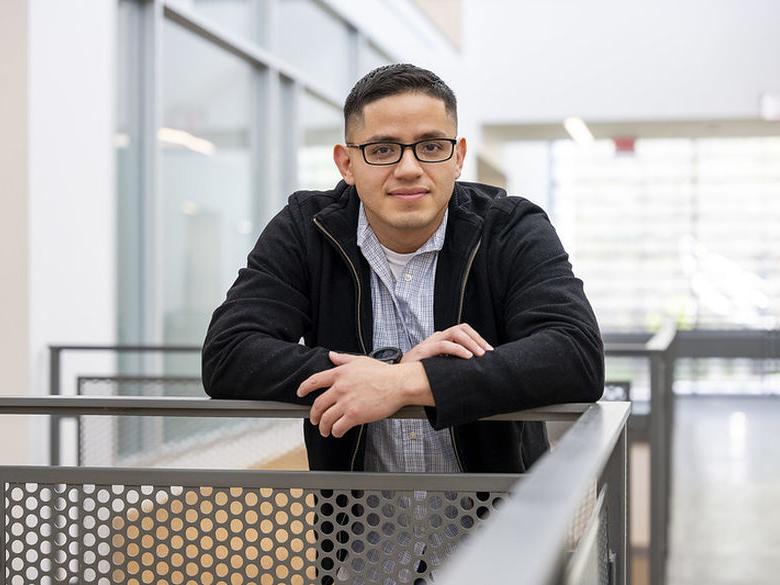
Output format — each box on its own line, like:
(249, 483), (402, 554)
(438, 400), (629, 585)
(600, 325), (780, 585)
(674, 328), (780, 360)
(603, 323), (678, 585)
(44, 327), (780, 585)
(48, 345), (201, 466)
(1, 396), (629, 585)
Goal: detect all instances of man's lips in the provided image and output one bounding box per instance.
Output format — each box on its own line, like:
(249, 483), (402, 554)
(388, 189), (429, 201)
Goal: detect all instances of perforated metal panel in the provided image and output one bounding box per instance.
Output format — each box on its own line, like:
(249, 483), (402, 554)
(564, 487), (611, 585)
(3, 477), (507, 585)
(313, 488), (503, 585)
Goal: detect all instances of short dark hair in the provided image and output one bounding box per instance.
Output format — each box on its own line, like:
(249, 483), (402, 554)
(343, 63), (457, 137)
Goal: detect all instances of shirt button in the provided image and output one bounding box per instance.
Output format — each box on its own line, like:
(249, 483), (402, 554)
(409, 432), (417, 440)
(403, 273), (412, 282)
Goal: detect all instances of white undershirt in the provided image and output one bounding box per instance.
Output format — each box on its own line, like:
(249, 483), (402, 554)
(379, 243), (417, 281)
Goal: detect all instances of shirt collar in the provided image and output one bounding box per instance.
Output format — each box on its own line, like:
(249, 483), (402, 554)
(357, 202), (448, 254)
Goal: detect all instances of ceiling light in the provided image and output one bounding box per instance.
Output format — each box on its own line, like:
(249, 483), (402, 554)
(158, 127), (216, 155)
(563, 117), (594, 145)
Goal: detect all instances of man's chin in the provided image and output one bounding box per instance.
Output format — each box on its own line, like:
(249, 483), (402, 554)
(388, 212), (442, 232)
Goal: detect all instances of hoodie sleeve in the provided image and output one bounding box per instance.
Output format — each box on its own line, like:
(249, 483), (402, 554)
(421, 201), (604, 429)
(201, 200), (332, 404)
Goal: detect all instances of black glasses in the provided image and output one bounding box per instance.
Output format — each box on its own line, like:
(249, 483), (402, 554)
(346, 138), (457, 166)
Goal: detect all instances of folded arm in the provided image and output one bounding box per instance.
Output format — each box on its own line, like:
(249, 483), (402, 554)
(297, 324), (493, 437)
(421, 208), (604, 429)
(202, 204), (331, 404)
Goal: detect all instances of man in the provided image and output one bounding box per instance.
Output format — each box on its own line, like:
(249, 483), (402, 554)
(202, 64), (604, 473)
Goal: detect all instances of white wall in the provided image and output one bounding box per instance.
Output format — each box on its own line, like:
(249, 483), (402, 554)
(0, 0), (31, 464)
(24, 0), (117, 463)
(463, 0), (780, 124)
(326, 0), (479, 179)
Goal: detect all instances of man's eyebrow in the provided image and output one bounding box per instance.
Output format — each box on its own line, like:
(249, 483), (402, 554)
(360, 130), (452, 143)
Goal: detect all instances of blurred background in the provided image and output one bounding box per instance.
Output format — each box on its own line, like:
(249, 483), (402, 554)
(1, 1), (779, 584)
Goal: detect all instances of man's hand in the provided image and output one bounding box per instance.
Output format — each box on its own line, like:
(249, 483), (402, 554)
(297, 352), (432, 438)
(401, 323), (494, 362)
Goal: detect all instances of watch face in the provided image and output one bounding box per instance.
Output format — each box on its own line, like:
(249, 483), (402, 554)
(372, 347), (396, 361)
(371, 347), (401, 363)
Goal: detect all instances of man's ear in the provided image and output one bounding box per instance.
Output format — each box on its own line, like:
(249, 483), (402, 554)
(333, 144), (355, 185)
(454, 137), (467, 179)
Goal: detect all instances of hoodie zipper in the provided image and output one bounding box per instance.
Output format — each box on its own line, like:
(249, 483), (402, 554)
(457, 239), (481, 323)
(449, 238), (482, 472)
(313, 216), (367, 470)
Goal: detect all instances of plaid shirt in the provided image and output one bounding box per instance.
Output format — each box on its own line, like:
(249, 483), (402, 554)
(357, 204), (460, 473)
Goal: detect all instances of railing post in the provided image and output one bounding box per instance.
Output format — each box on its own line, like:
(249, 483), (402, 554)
(0, 470), (6, 585)
(49, 346), (62, 466)
(663, 344), (676, 560)
(602, 426), (628, 585)
(649, 354), (667, 585)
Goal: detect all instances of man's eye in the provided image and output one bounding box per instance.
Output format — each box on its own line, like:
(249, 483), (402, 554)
(368, 144), (394, 156)
(422, 142), (444, 152)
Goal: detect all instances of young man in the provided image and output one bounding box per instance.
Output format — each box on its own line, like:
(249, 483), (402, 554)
(202, 64), (604, 473)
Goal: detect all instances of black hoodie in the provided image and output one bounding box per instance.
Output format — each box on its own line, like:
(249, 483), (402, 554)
(202, 180), (604, 472)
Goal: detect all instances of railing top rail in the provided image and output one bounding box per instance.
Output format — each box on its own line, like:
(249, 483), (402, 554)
(54, 326), (780, 359)
(50, 345), (201, 352)
(674, 328), (780, 359)
(437, 401), (631, 585)
(0, 467), (520, 491)
(77, 375), (202, 383)
(604, 321), (677, 357)
(0, 396), (589, 422)
(602, 341), (653, 355)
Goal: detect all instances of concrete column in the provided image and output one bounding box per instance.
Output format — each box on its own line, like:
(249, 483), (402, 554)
(26, 0), (118, 465)
(0, 1), (118, 464)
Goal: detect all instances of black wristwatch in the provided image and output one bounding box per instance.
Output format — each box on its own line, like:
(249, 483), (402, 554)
(369, 346), (403, 364)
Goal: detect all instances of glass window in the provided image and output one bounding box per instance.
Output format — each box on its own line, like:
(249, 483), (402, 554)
(691, 138), (780, 328)
(167, 0), (268, 45)
(540, 136), (780, 330)
(277, 0), (353, 98)
(161, 19), (258, 347)
(298, 91), (343, 191)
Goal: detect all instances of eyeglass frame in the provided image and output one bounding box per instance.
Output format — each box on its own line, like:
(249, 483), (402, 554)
(345, 138), (458, 166)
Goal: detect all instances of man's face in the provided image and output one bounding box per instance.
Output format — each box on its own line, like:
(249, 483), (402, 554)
(333, 92), (467, 252)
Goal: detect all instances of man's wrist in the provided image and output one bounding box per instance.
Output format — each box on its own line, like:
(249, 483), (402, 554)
(397, 362), (435, 407)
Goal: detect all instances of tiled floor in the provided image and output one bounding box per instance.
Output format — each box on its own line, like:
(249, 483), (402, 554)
(667, 396), (780, 585)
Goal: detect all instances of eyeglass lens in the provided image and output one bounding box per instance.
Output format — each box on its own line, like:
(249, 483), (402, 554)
(364, 140), (453, 164)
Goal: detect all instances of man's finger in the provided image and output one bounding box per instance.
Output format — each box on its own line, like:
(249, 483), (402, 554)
(297, 368), (338, 397)
(317, 402), (344, 437)
(331, 414), (355, 438)
(449, 329), (486, 356)
(436, 340), (473, 360)
(460, 323), (494, 351)
(310, 388), (339, 425)
(329, 351), (360, 365)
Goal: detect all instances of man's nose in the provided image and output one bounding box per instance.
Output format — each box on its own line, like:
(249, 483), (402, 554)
(394, 146), (423, 177)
